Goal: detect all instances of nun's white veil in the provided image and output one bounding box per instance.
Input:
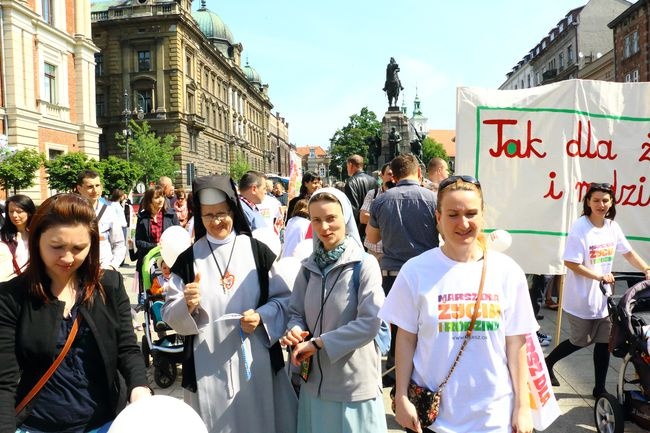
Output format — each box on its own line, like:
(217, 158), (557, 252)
(308, 187), (362, 248)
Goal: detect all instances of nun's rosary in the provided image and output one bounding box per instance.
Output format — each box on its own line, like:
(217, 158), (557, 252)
(207, 237), (237, 292)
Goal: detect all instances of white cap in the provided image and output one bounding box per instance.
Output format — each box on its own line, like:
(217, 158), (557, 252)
(198, 188), (227, 205)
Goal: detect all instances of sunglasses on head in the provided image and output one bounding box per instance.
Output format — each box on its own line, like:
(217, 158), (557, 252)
(589, 182), (612, 192)
(439, 175), (481, 192)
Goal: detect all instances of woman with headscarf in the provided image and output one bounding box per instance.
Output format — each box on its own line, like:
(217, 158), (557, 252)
(162, 175), (297, 433)
(280, 188), (387, 433)
(0, 195), (36, 282)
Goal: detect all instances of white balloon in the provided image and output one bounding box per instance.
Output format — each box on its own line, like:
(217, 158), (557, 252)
(159, 226), (192, 267)
(291, 238), (313, 261)
(252, 227), (281, 257)
(108, 395), (207, 433)
(487, 229), (512, 252)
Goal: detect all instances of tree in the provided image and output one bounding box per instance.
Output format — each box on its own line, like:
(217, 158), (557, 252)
(117, 120), (179, 185)
(422, 137), (450, 167)
(96, 156), (144, 195)
(45, 152), (97, 193)
(229, 154), (250, 183)
(328, 107), (381, 179)
(0, 149), (45, 194)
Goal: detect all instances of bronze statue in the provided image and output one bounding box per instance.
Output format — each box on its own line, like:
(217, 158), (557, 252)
(388, 127), (401, 160)
(383, 57), (404, 108)
(410, 126), (424, 162)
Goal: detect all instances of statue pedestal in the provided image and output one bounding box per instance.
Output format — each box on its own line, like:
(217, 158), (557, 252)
(379, 109), (411, 166)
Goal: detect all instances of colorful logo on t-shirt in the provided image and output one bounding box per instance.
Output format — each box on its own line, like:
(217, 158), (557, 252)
(588, 243), (615, 265)
(437, 293), (501, 332)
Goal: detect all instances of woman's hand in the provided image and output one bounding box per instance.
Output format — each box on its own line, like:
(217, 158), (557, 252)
(599, 272), (615, 284)
(280, 326), (309, 347)
(394, 395), (422, 433)
(130, 386), (153, 402)
(184, 273), (201, 314)
(290, 340), (317, 366)
(240, 309), (261, 334)
(511, 404), (533, 433)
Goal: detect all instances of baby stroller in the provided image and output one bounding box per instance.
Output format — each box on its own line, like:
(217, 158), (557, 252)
(139, 246), (185, 388)
(594, 279), (650, 433)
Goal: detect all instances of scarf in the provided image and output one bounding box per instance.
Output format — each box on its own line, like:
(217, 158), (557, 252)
(314, 237), (349, 270)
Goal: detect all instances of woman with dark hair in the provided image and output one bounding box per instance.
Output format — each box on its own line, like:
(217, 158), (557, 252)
(286, 171), (322, 221)
(0, 195), (36, 282)
(0, 193), (150, 433)
(134, 185), (179, 261)
(162, 175), (296, 433)
(545, 182), (650, 397)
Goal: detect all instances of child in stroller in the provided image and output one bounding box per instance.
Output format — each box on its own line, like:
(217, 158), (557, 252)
(594, 279), (650, 433)
(149, 257), (171, 332)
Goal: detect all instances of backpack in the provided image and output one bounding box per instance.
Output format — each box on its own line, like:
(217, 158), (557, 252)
(302, 252), (391, 355)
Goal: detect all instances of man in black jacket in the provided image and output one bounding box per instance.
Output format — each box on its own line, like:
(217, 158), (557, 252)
(344, 154), (377, 242)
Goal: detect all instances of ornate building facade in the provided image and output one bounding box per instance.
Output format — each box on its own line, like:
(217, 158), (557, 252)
(0, 0), (100, 201)
(91, 0), (285, 187)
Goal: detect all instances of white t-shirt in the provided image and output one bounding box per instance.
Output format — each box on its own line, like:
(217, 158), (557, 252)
(281, 216), (310, 258)
(562, 216), (631, 319)
(257, 195), (284, 234)
(379, 248), (538, 433)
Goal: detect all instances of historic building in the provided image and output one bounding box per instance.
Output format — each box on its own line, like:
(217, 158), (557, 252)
(91, 0), (288, 187)
(608, 0), (648, 82)
(0, 0), (100, 201)
(268, 111), (291, 176)
(296, 145), (330, 180)
(409, 92), (428, 136)
(499, 0), (630, 90)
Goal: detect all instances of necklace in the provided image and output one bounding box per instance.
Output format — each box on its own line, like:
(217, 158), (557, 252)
(207, 236), (237, 293)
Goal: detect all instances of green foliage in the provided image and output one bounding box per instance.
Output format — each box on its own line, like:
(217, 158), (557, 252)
(0, 149), (45, 194)
(45, 152), (97, 193)
(229, 154), (250, 183)
(116, 120), (179, 185)
(422, 137), (450, 166)
(96, 156), (143, 195)
(328, 107), (381, 179)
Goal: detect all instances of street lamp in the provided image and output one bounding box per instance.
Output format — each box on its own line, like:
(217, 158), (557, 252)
(122, 90), (146, 163)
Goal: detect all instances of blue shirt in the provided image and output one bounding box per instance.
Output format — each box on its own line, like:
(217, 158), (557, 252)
(239, 197), (268, 231)
(369, 179), (438, 270)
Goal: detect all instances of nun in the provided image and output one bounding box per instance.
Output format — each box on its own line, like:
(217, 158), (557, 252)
(280, 188), (387, 433)
(162, 175), (297, 433)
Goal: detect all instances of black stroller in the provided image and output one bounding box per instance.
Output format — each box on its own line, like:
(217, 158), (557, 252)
(139, 246), (185, 388)
(594, 279), (650, 433)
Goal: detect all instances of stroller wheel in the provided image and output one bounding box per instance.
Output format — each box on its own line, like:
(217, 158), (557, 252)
(154, 361), (177, 388)
(594, 392), (625, 433)
(141, 335), (151, 368)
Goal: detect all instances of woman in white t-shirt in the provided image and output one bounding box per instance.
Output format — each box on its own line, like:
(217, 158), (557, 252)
(380, 175), (537, 433)
(281, 198), (311, 259)
(545, 182), (650, 397)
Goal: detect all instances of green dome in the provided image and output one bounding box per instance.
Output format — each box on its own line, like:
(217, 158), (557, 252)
(192, 2), (234, 45)
(243, 62), (262, 85)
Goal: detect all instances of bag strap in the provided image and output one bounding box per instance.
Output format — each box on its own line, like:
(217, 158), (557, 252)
(96, 204), (108, 222)
(8, 241), (22, 276)
(15, 314), (82, 415)
(438, 249), (487, 391)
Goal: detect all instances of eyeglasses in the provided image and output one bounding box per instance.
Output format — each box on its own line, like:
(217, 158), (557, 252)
(439, 175), (481, 192)
(201, 212), (231, 222)
(589, 182), (612, 192)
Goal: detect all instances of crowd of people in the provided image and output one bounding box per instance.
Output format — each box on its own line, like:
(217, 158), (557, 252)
(0, 153), (648, 433)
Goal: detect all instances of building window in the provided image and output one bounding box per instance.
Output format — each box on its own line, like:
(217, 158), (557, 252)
(208, 141), (212, 159)
(624, 31), (640, 58)
(559, 52), (564, 70)
(95, 53), (103, 77)
(96, 93), (105, 117)
(567, 45), (574, 64)
(135, 89), (153, 113)
(625, 69), (639, 82)
(309, 148), (315, 158)
(189, 132), (197, 152)
(319, 165), (326, 177)
(138, 50), (151, 71)
(44, 63), (56, 103)
(187, 91), (195, 114)
(42, 0), (53, 25)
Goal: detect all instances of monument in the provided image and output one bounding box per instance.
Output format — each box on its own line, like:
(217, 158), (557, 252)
(378, 57), (410, 167)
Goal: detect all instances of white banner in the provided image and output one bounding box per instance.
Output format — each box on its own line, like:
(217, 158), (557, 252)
(456, 79), (650, 274)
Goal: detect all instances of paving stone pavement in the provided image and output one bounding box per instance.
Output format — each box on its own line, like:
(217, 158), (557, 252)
(121, 261), (646, 432)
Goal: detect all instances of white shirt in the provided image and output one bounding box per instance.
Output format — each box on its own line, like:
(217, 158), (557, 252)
(562, 216), (631, 319)
(281, 216), (310, 258)
(95, 198), (126, 269)
(379, 248), (538, 433)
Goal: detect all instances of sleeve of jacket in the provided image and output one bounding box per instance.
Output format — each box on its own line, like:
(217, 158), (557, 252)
(104, 271), (148, 396)
(0, 280), (23, 433)
(321, 255), (384, 363)
(134, 214), (155, 253)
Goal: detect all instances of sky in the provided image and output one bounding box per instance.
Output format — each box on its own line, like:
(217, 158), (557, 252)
(204, 1), (596, 148)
